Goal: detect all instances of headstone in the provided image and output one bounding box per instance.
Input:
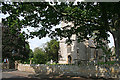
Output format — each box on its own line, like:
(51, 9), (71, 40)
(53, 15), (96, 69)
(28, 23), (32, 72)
(50, 59), (53, 64)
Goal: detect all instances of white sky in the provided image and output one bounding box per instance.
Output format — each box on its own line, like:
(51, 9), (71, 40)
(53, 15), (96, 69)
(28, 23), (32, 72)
(0, 13), (115, 51)
(28, 36), (51, 51)
(21, 26), (51, 51)
(108, 32), (114, 48)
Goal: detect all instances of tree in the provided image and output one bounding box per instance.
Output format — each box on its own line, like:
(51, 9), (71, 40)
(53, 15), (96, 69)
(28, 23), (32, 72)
(2, 24), (30, 62)
(2, 2), (120, 61)
(44, 39), (59, 62)
(32, 47), (47, 64)
(30, 39), (59, 64)
(101, 46), (114, 62)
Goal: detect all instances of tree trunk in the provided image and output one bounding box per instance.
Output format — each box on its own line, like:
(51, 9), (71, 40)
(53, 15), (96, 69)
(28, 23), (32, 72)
(112, 30), (120, 61)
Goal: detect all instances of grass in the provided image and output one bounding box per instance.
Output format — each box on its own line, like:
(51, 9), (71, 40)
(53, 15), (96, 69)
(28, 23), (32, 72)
(97, 61), (116, 65)
(46, 63), (75, 65)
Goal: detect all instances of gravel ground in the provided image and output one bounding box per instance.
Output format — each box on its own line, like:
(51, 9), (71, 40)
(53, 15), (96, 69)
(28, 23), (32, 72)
(1, 69), (115, 80)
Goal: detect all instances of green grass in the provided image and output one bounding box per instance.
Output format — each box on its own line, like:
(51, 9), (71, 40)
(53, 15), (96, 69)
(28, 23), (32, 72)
(46, 63), (75, 65)
(97, 61), (116, 65)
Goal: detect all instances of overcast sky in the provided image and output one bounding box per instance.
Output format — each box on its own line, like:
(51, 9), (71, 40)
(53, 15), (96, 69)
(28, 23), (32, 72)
(0, 13), (115, 51)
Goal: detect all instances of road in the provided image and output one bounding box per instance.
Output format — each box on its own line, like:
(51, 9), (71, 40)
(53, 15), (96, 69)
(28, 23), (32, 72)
(1, 69), (113, 80)
(2, 69), (39, 80)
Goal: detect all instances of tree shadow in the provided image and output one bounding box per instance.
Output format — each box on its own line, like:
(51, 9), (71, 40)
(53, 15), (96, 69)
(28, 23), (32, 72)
(2, 69), (17, 72)
(2, 78), (42, 80)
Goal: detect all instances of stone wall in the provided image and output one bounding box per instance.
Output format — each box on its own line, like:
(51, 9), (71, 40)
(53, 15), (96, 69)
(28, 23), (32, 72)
(18, 64), (120, 79)
(18, 64), (35, 73)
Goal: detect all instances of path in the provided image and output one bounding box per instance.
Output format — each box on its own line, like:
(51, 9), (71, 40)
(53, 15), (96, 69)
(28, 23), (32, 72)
(2, 69), (114, 80)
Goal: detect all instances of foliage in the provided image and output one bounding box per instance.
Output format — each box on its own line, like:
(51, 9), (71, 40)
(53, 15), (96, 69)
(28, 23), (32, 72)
(32, 47), (47, 64)
(2, 2), (120, 60)
(44, 39), (59, 62)
(2, 24), (31, 61)
(29, 39), (59, 64)
(101, 46), (115, 62)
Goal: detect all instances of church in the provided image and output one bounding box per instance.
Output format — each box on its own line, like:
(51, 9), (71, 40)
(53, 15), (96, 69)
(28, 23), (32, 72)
(58, 21), (104, 64)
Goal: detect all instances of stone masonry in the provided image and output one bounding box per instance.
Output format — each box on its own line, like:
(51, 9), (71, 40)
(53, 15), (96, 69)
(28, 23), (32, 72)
(58, 21), (104, 64)
(18, 64), (120, 79)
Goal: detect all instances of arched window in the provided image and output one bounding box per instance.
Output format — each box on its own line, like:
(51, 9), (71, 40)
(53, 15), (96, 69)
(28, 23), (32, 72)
(68, 55), (72, 64)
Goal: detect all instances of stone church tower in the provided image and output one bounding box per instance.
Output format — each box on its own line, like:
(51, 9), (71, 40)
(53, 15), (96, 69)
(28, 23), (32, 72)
(58, 22), (103, 64)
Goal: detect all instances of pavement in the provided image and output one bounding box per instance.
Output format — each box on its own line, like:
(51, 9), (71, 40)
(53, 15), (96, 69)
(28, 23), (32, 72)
(1, 69), (115, 80)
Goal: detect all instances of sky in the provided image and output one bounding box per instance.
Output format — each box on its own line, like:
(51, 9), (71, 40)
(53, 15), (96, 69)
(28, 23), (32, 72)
(21, 27), (51, 51)
(0, 13), (115, 51)
(108, 32), (114, 48)
(21, 25), (115, 51)
(26, 29), (115, 51)
(28, 36), (51, 51)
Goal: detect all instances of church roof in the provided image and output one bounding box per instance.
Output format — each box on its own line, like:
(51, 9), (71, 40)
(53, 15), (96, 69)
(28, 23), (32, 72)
(84, 39), (96, 48)
(88, 39), (96, 48)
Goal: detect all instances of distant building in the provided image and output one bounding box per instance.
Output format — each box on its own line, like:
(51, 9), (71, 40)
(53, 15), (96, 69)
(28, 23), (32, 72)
(58, 21), (104, 64)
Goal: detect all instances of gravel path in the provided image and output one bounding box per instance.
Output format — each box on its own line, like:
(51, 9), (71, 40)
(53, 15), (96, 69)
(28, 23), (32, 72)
(1, 69), (114, 80)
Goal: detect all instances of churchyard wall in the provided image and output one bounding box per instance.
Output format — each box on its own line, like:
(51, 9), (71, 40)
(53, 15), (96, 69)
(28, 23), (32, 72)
(18, 63), (120, 79)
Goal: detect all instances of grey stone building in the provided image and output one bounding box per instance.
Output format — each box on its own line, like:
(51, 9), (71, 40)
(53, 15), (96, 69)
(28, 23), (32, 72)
(58, 22), (103, 64)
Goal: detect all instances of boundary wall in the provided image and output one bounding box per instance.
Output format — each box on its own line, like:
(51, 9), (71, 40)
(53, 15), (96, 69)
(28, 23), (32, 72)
(18, 64), (120, 79)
